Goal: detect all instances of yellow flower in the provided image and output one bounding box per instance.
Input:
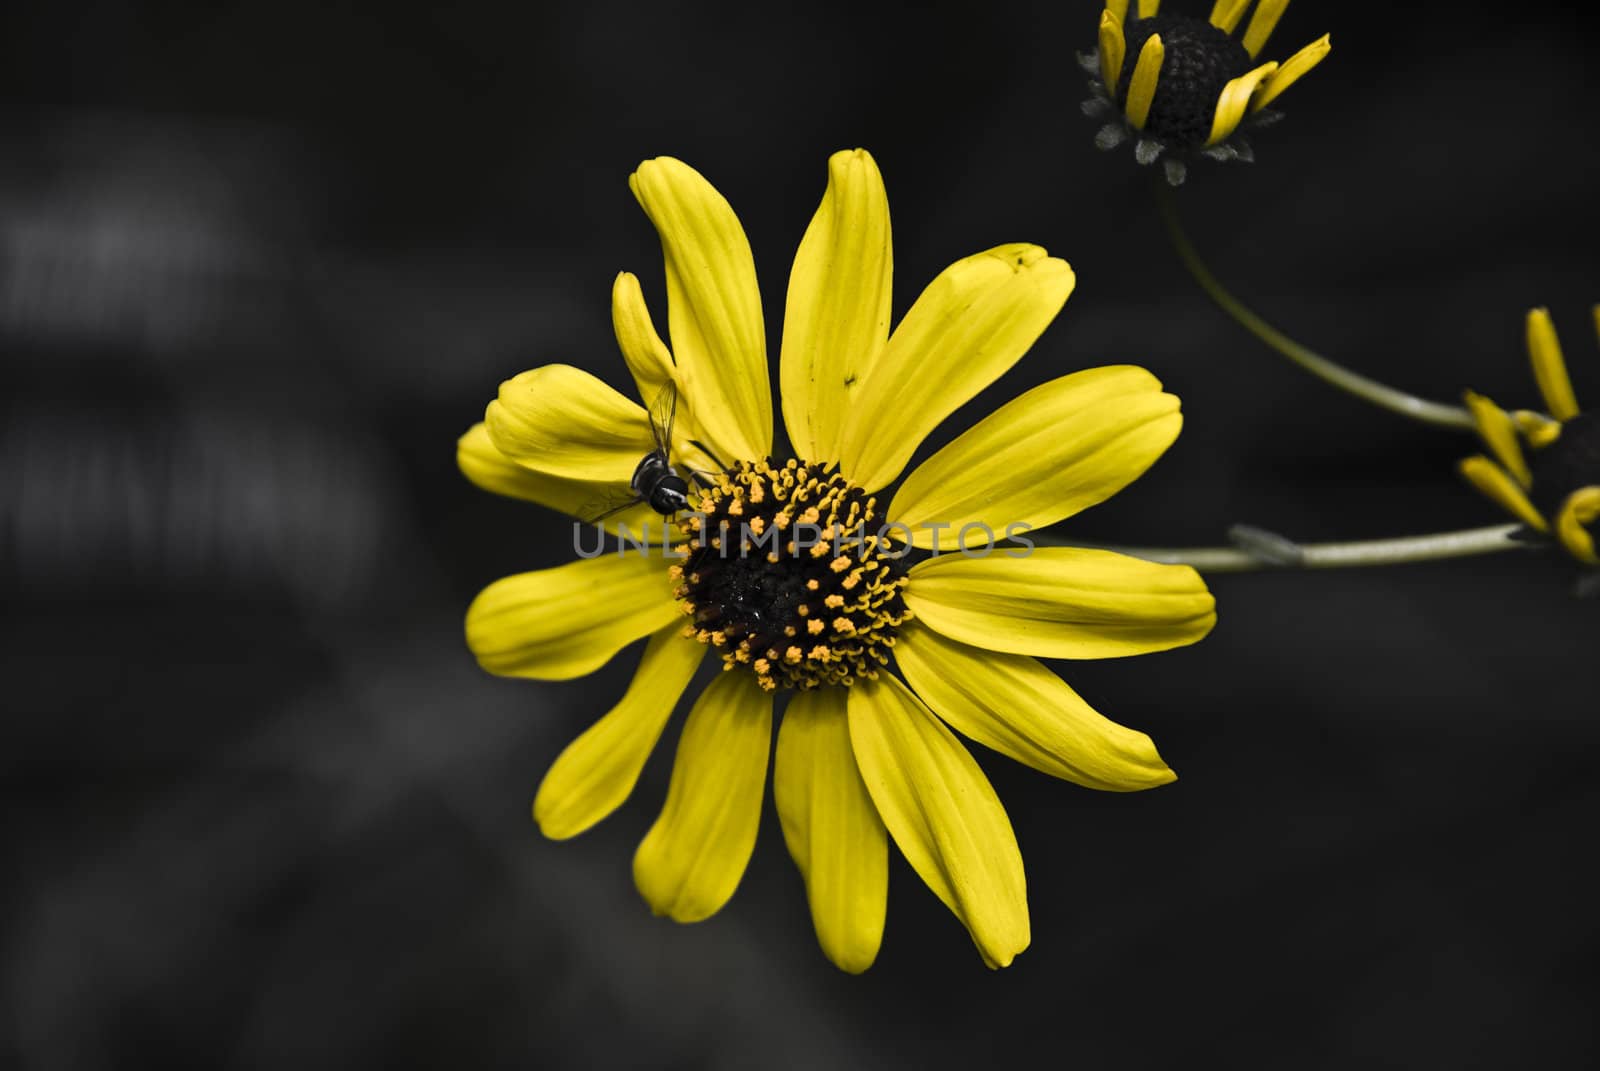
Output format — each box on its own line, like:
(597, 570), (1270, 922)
(1459, 305), (1600, 566)
(1082, 0), (1330, 184)
(459, 149), (1217, 971)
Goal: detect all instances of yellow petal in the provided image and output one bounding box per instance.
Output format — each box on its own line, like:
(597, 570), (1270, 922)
(611, 272), (729, 474)
(633, 671), (773, 922)
(1241, 0), (1289, 57)
(459, 422), (565, 503)
(465, 554), (679, 680)
(611, 272), (676, 413)
(1209, 0), (1250, 33)
(457, 422), (661, 536)
(1207, 61), (1278, 146)
(1555, 486), (1600, 565)
(630, 157), (773, 461)
(906, 548), (1216, 659)
(1464, 391), (1532, 488)
(1105, 0), (1129, 23)
(1527, 307), (1580, 421)
(1124, 34), (1165, 131)
(895, 622), (1176, 792)
(1458, 455), (1547, 532)
(485, 364), (653, 482)
(780, 149), (893, 464)
(889, 366), (1181, 550)
(774, 686), (888, 973)
(1514, 409), (1563, 449)
(533, 626), (705, 840)
(833, 245), (1075, 493)
(847, 673), (1029, 969)
(1098, 10), (1126, 96)
(1252, 34), (1331, 112)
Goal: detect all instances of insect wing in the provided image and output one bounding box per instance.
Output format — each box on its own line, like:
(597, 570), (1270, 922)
(579, 488), (645, 526)
(646, 381), (679, 457)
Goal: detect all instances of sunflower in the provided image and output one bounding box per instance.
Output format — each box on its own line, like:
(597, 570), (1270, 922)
(1459, 305), (1600, 566)
(1081, 0), (1331, 185)
(459, 149), (1217, 971)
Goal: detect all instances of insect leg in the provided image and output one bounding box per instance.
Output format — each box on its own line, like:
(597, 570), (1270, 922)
(686, 438), (729, 471)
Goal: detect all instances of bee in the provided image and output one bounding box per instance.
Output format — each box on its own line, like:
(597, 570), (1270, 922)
(582, 381), (721, 524)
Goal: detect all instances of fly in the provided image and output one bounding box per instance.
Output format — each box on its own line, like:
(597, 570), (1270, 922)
(582, 382), (723, 524)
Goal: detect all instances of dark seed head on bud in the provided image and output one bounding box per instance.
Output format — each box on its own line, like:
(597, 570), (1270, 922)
(1117, 15), (1254, 148)
(1530, 410), (1600, 518)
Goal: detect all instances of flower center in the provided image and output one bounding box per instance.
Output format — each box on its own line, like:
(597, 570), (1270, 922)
(1529, 410), (1600, 517)
(1117, 15), (1254, 148)
(670, 458), (912, 692)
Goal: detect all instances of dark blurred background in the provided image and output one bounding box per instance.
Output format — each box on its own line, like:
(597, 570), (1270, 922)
(3, 1), (1596, 1067)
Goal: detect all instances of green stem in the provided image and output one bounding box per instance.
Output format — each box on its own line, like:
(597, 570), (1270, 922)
(1033, 523), (1529, 574)
(1154, 182), (1476, 432)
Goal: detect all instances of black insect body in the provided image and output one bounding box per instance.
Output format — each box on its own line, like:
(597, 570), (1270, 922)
(583, 381), (717, 525)
(629, 449), (690, 516)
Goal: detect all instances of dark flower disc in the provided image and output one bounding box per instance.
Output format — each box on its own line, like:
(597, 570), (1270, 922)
(1117, 15), (1255, 147)
(672, 458), (911, 692)
(1530, 410), (1600, 518)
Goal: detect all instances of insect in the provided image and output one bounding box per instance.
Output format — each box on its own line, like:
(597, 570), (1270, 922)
(582, 381), (722, 524)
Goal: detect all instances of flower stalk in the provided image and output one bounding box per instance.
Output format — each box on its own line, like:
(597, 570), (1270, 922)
(1035, 522), (1529, 573)
(1154, 181), (1476, 431)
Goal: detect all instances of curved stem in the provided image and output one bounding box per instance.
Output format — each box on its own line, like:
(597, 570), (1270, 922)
(1154, 182), (1476, 432)
(1032, 523), (1529, 574)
